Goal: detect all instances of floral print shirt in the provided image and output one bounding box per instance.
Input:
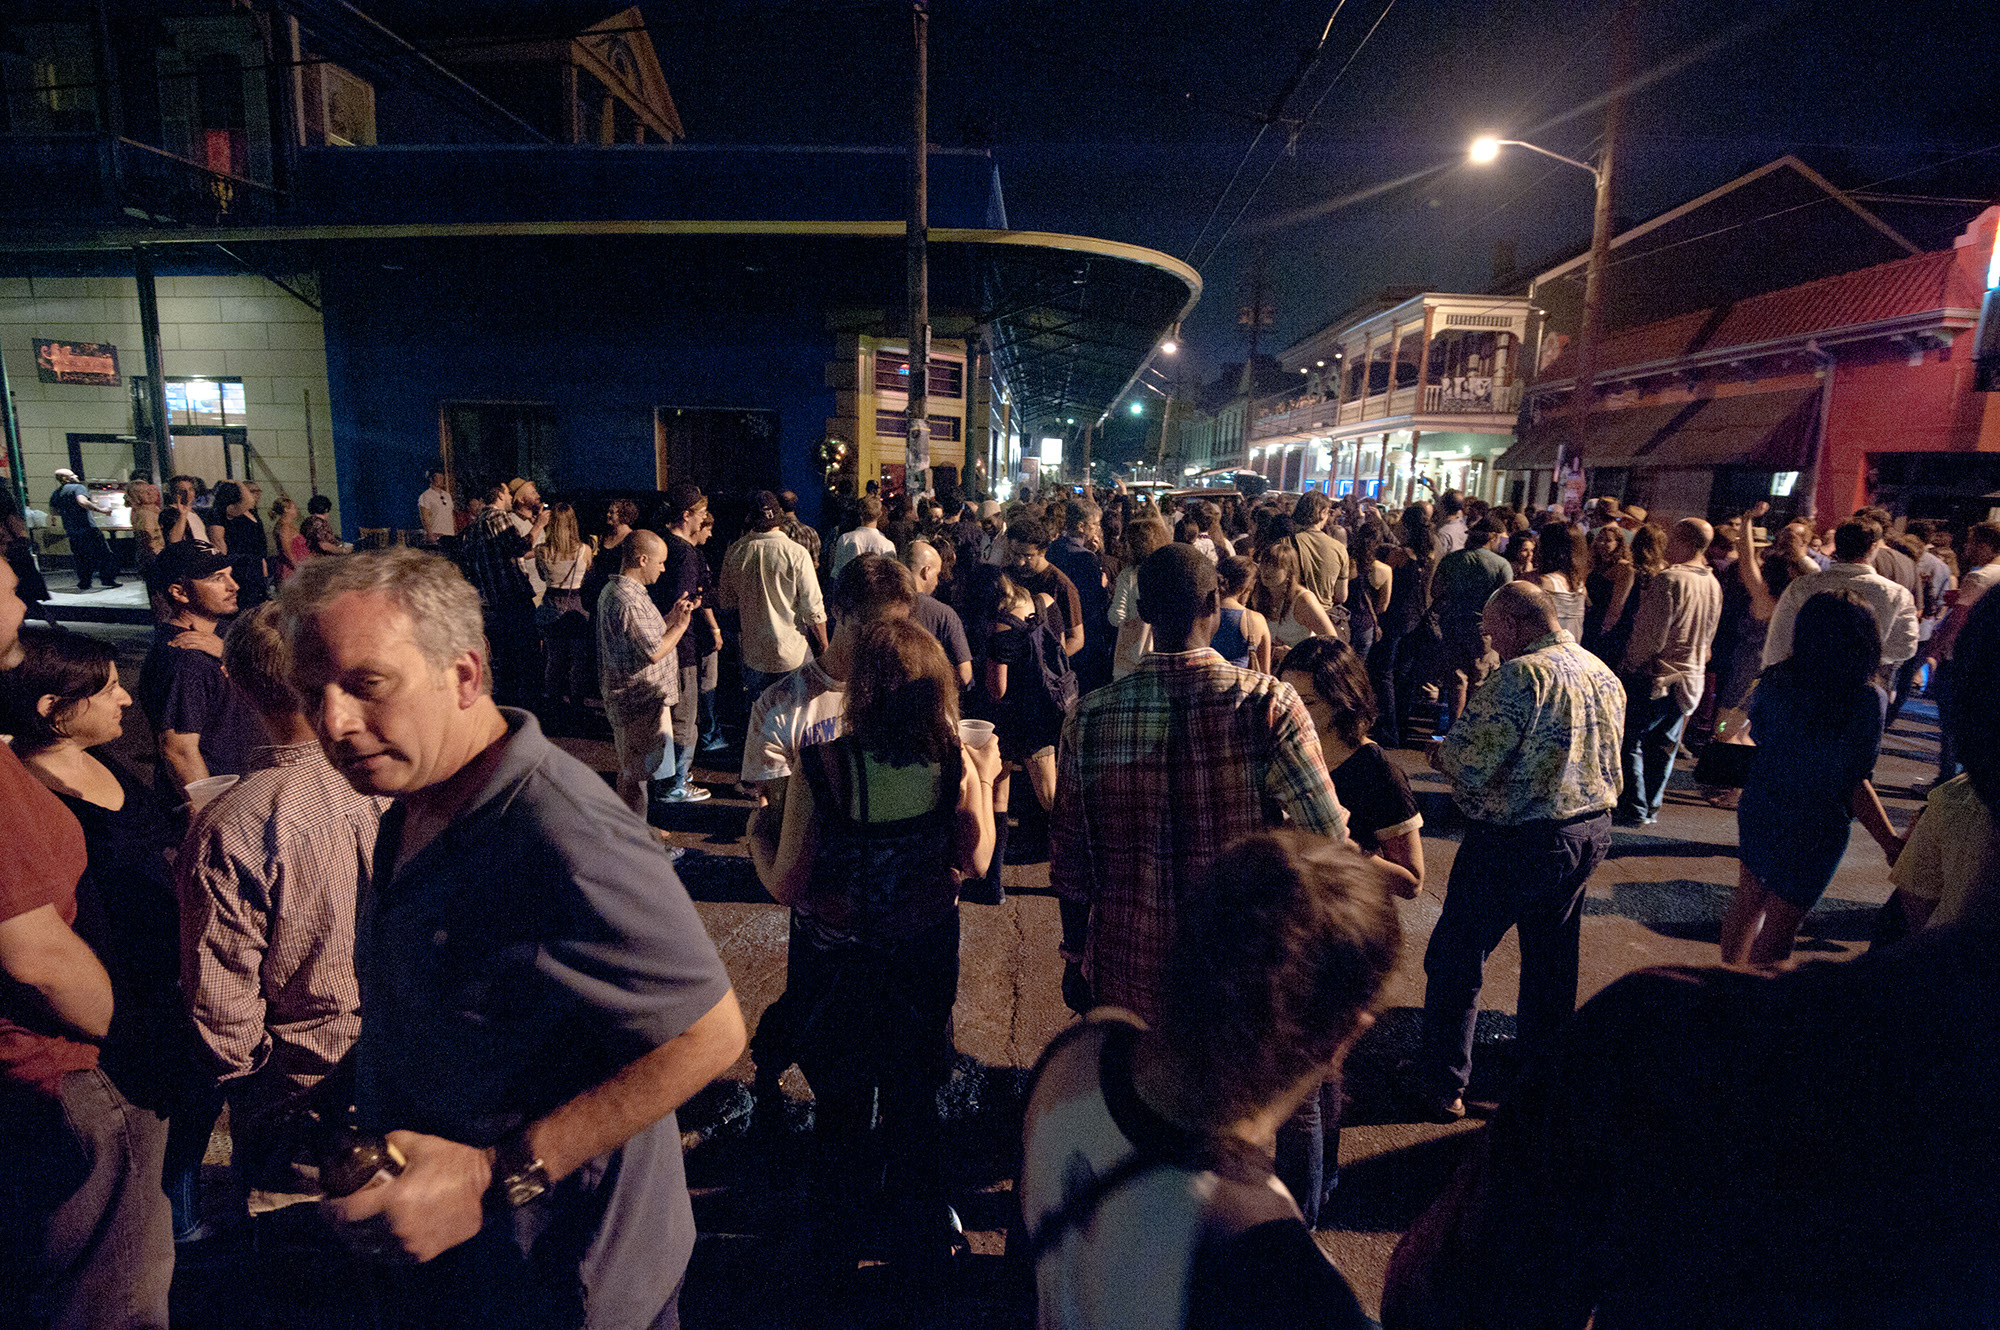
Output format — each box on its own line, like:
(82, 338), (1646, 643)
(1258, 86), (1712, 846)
(1442, 630), (1626, 825)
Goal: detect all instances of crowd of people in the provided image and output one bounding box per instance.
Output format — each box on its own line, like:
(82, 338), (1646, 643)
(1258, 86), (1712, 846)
(0, 461), (1995, 1329)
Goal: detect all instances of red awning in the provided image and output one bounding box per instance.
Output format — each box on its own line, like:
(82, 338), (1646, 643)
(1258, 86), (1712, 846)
(1497, 387), (1819, 471)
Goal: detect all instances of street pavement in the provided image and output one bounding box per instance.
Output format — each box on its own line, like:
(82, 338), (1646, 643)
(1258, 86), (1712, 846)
(70, 620), (1936, 1327)
(636, 694), (1937, 1327)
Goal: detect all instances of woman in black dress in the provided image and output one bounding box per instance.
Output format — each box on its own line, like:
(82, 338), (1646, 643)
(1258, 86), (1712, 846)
(0, 628), (218, 1240)
(212, 481), (270, 608)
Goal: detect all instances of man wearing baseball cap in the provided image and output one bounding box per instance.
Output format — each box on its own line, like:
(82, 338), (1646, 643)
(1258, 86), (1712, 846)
(140, 541), (265, 796)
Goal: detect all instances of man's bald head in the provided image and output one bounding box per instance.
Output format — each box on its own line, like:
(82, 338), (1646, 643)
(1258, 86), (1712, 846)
(621, 528), (669, 584)
(1668, 517), (1715, 563)
(901, 539), (942, 594)
(1483, 581), (1560, 661)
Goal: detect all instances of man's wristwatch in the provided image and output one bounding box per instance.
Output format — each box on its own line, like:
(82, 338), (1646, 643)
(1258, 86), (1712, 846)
(488, 1128), (551, 1210)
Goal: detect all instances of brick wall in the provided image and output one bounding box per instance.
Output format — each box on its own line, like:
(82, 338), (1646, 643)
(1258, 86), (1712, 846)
(1, 271), (338, 532)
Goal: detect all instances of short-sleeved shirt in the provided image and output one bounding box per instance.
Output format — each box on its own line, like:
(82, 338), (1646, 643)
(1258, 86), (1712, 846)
(1431, 546), (1514, 642)
(1330, 742), (1422, 854)
(1010, 561), (1084, 647)
(417, 486), (456, 538)
(657, 533), (710, 668)
(1889, 774), (1997, 930)
(741, 661), (846, 784)
(912, 592), (972, 671)
(358, 709), (732, 1328)
(0, 744), (98, 1094)
(596, 574), (677, 715)
(1022, 1015), (1372, 1330)
(52, 481), (100, 531)
(830, 524), (897, 578)
(137, 623), (268, 781)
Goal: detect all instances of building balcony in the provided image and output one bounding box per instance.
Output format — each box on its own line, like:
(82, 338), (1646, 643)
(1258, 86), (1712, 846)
(0, 133), (281, 229)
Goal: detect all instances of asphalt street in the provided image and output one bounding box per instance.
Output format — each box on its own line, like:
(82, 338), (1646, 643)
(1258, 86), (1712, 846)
(70, 622), (1935, 1327)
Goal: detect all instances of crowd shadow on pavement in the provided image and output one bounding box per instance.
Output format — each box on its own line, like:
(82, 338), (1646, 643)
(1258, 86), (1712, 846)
(1579, 879), (1879, 948)
(679, 1054), (1038, 1329)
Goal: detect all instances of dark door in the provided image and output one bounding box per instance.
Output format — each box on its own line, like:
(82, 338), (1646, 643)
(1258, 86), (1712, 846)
(442, 403), (558, 500)
(654, 407), (780, 503)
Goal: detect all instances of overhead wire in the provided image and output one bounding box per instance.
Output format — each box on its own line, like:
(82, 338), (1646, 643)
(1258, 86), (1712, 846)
(1181, 0), (1353, 265)
(1189, 0), (1402, 273)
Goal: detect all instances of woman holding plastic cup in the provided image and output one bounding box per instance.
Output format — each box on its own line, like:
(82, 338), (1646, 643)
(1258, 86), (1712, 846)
(756, 617), (998, 1261)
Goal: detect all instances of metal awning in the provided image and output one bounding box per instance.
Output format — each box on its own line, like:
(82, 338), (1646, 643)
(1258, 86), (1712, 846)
(0, 217), (1198, 440)
(1497, 388), (1820, 471)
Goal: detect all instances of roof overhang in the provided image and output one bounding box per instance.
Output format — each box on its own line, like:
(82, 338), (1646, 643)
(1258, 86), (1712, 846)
(0, 219), (1197, 433)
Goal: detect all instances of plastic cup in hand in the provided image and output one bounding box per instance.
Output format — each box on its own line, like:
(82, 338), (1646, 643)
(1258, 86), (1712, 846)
(185, 775), (239, 811)
(957, 719), (995, 750)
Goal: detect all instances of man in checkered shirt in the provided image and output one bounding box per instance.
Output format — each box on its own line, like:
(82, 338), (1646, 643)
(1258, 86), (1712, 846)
(1051, 544), (1350, 1026)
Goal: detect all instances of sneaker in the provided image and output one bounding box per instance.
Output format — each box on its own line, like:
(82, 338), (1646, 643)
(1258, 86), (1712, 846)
(661, 784), (712, 804)
(666, 845), (686, 862)
(699, 736), (731, 754)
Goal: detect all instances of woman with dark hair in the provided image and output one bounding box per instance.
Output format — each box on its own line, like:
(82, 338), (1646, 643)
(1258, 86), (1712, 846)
(0, 627), (211, 1238)
(299, 493), (347, 556)
(212, 481), (270, 608)
(1721, 590), (1904, 964)
(1212, 555), (1272, 673)
(1345, 516), (1392, 661)
(1251, 539), (1337, 672)
(1590, 521), (1663, 669)
(761, 618), (998, 1259)
(1280, 635), (1424, 896)
(1528, 520), (1590, 640)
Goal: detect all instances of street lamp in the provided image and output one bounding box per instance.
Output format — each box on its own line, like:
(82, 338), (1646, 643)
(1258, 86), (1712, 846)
(1469, 131), (1618, 502)
(1159, 322), (1181, 356)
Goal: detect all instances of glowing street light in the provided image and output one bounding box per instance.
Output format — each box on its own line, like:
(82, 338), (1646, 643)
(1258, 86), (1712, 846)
(1129, 400), (1144, 416)
(1467, 131), (1617, 480)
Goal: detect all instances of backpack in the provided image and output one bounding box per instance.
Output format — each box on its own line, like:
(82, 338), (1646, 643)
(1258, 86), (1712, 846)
(1006, 609), (1079, 716)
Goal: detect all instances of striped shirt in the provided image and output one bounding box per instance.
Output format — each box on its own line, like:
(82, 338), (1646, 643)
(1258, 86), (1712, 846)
(1050, 649), (1349, 1023)
(458, 508), (534, 613)
(178, 742), (386, 1126)
(597, 573), (677, 714)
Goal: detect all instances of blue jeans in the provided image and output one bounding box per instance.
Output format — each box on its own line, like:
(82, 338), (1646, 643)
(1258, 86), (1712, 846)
(1275, 1079), (1342, 1228)
(1619, 689), (1690, 821)
(1418, 814), (1610, 1099)
(741, 664), (796, 718)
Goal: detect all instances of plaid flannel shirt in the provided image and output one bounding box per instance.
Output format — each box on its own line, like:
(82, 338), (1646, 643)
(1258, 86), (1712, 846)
(457, 508), (534, 614)
(1050, 649), (1349, 1023)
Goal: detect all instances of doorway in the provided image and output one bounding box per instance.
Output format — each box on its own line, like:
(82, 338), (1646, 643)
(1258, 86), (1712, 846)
(441, 402), (558, 500)
(654, 407), (780, 501)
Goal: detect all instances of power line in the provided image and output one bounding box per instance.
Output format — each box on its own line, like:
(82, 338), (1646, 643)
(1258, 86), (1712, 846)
(1190, 0), (1401, 273)
(1181, 1), (1352, 265)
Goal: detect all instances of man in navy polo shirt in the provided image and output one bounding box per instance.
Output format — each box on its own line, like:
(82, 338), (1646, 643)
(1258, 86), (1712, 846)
(280, 548), (744, 1329)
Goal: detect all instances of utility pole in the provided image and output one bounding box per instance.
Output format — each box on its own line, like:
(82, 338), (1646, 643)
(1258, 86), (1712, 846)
(133, 247), (171, 486)
(1563, 0), (1634, 508)
(905, 1), (931, 497)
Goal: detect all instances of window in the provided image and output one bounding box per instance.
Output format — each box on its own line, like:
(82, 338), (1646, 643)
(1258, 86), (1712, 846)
(875, 411), (961, 441)
(0, 25), (98, 133)
(873, 352), (964, 399)
(319, 63), (376, 147)
(1395, 330), (1423, 390)
(136, 376), (247, 430)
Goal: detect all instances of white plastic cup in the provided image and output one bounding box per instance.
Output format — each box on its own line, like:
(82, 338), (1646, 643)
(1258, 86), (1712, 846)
(185, 774), (239, 811)
(957, 719), (996, 750)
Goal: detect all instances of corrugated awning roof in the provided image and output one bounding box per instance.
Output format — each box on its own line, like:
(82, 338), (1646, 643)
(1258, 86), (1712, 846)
(1498, 387), (1820, 471)
(1539, 247), (1979, 381)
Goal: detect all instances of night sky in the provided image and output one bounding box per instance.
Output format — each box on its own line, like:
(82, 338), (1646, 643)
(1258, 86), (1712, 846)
(419, 0), (2000, 459)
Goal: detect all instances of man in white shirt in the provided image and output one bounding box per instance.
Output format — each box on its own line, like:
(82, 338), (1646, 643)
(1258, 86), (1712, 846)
(828, 495), (896, 577)
(1762, 519), (1918, 679)
(719, 490), (828, 711)
(416, 471), (455, 546)
(1434, 492), (1468, 555)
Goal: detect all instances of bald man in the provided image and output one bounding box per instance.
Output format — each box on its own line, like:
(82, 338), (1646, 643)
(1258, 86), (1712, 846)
(1411, 582), (1625, 1121)
(1615, 517), (1722, 826)
(901, 540), (973, 686)
(597, 530), (696, 825)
